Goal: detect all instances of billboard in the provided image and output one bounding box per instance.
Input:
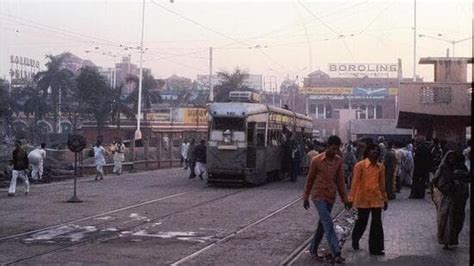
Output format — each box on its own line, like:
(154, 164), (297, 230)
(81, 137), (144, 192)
(144, 108), (207, 123)
(328, 63), (398, 78)
(9, 55), (41, 85)
(304, 87), (398, 99)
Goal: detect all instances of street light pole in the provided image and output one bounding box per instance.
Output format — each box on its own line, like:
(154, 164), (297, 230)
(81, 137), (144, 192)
(418, 34), (473, 57)
(135, 0), (146, 141)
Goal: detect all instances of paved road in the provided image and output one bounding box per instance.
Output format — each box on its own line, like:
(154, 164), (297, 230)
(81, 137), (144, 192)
(0, 169), (468, 265)
(0, 168), (343, 265)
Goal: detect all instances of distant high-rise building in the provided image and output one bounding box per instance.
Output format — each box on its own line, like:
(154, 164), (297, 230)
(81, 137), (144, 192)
(115, 56), (138, 93)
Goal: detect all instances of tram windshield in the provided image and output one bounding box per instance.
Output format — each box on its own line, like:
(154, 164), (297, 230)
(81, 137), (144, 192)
(212, 117), (245, 131)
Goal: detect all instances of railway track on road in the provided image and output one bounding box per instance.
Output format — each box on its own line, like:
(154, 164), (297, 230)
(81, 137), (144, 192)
(2, 188), (248, 265)
(170, 197), (303, 266)
(279, 207), (348, 266)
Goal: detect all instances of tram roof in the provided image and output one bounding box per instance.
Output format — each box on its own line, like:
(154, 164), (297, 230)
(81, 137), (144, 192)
(208, 102), (312, 121)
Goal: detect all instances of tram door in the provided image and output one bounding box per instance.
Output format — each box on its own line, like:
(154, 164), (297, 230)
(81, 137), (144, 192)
(246, 122), (256, 168)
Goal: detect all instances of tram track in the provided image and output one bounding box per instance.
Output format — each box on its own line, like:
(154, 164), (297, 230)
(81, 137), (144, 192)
(2, 188), (249, 265)
(279, 207), (347, 266)
(170, 197), (303, 266)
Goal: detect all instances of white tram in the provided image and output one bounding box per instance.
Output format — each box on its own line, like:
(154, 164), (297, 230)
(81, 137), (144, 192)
(207, 92), (313, 184)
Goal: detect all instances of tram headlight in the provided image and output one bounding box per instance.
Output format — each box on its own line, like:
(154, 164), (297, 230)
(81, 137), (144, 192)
(223, 129), (232, 144)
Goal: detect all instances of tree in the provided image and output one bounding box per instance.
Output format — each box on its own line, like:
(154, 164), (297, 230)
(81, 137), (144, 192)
(214, 68), (252, 102)
(111, 84), (135, 134)
(0, 79), (15, 138)
(76, 66), (114, 136)
(20, 86), (50, 121)
(34, 54), (75, 133)
(125, 70), (161, 118)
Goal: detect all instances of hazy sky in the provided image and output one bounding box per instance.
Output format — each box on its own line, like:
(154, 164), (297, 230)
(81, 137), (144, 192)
(1, 0), (472, 86)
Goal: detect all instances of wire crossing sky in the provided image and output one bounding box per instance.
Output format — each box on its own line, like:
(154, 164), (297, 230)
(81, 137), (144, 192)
(0, 0), (472, 84)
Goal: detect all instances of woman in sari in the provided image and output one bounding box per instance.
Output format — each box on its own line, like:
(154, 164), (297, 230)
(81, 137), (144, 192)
(431, 151), (469, 250)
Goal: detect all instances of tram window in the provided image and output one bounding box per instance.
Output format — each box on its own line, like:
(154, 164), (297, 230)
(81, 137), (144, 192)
(212, 117), (245, 131)
(326, 105), (333, 118)
(376, 105), (383, 119)
(256, 129), (265, 147)
(360, 105), (367, 119)
(317, 104), (324, 118)
(368, 105), (374, 119)
(247, 122), (255, 145)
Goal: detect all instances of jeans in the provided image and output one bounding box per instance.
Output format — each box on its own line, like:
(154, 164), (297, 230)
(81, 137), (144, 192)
(309, 200), (341, 256)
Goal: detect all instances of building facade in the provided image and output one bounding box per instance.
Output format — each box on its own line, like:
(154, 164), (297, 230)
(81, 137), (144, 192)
(293, 63), (412, 142)
(396, 57), (472, 147)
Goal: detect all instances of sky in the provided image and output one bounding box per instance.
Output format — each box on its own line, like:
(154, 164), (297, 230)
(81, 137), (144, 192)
(0, 0), (472, 88)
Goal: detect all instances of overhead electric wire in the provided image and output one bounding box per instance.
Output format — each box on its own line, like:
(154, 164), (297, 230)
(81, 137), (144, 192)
(149, 0), (290, 74)
(149, 0), (252, 47)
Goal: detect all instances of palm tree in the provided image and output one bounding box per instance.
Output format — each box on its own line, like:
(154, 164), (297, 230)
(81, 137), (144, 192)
(214, 68), (252, 102)
(125, 70), (161, 119)
(34, 54), (75, 133)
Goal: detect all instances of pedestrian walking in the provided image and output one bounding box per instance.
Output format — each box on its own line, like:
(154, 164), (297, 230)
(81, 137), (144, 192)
(194, 139), (207, 180)
(400, 143), (414, 187)
(181, 139), (189, 170)
(462, 139), (470, 172)
(343, 143), (357, 189)
(28, 143), (46, 182)
(188, 139), (197, 179)
(290, 140), (302, 182)
(349, 143), (388, 256)
(431, 151), (469, 250)
(8, 141), (30, 196)
(94, 141), (106, 181)
(383, 141), (396, 200)
(113, 140), (125, 175)
(303, 135), (350, 264)
(409, 135), (433, 199)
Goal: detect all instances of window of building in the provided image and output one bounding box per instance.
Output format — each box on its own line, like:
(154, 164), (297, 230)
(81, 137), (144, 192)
(367, 104), (374, 119)
(310, 104), (316, 114)
(333, 110), (340, 119)
(376, 105), (383, 119)
(343, 104), (349, 109)
(420, 87), (452, 104)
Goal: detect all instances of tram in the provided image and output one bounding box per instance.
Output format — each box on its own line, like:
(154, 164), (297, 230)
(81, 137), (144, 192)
(207, 91), (313, 185)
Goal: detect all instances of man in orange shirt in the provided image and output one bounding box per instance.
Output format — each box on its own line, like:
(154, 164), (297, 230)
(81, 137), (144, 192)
(349, 143), (388, 256)
(303, 135), (350, 264)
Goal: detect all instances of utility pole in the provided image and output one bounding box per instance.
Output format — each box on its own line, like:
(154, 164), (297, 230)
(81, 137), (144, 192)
(209, 47), (213, 102)
(413, 0), (417, 81)
(135, 0), (145, 140)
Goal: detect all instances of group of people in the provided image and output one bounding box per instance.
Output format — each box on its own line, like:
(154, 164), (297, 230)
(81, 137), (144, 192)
(92, 139), (126, 181)
(8, 141), (46, 197)
(181, 138), (207, 180)
(302, 134), (471, 263)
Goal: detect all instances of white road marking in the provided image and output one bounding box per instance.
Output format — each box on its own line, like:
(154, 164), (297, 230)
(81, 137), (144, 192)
(0, 191), (189, 242)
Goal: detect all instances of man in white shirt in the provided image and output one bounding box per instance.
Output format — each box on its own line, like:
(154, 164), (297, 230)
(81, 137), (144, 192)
(181, 139), (190, 170)
(28, 143), (47, 181)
